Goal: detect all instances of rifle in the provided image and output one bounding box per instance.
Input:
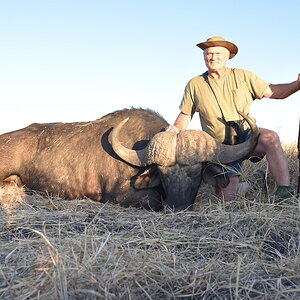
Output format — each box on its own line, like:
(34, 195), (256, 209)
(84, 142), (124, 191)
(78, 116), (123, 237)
(297, 118), (300, 196)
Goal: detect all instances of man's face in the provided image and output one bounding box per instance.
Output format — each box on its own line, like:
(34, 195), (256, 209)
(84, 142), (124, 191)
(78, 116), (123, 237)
(204, 46), (229, 72)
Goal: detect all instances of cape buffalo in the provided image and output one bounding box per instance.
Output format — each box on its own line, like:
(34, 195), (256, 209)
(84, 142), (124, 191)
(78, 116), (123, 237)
(0, 108), (258, 212)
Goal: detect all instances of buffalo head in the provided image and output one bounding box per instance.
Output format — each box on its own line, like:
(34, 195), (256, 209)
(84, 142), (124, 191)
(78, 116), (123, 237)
(111, 111), (259, 212)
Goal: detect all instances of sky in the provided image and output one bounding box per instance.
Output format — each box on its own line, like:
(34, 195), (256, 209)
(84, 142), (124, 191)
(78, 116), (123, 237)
(0, 0), (299, 144)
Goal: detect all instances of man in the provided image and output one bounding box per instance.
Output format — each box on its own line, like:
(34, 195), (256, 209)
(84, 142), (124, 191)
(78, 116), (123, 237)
(168, 36), (300, 201)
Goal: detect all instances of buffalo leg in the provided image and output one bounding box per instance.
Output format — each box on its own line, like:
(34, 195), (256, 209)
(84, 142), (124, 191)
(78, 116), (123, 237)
(1, 175), (23, 188)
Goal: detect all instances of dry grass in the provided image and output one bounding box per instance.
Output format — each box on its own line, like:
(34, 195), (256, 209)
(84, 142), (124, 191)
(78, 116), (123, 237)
(0, 143), (299, 299)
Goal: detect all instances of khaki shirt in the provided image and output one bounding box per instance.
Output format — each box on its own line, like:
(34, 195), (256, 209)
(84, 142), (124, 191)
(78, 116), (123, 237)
(179, 68), (269, 142)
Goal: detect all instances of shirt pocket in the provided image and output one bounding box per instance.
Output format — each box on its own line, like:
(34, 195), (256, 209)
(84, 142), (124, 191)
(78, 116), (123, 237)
(231, 81), (253, 114)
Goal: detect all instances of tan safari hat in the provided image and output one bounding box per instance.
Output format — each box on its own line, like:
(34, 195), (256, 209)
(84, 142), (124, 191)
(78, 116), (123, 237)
(196, 36), (238, 59)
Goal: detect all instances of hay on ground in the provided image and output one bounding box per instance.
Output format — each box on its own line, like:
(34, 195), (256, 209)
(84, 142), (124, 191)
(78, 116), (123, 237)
(0, 143), (299, 299)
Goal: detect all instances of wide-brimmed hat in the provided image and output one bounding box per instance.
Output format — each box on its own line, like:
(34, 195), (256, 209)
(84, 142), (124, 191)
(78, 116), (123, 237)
(196, 36), (238, 59)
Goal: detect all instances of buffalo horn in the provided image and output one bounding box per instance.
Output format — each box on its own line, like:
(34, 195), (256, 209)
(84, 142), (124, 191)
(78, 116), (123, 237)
(111, 111), (259, 167)
(110, 118), (177, 166)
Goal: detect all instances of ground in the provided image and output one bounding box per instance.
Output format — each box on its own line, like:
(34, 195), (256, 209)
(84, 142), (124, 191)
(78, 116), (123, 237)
(0, 144), (299, 299)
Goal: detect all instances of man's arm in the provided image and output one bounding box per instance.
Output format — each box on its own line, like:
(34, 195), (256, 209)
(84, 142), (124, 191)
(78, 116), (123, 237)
(263, 74), (300, 99)
(166, 112), (191, 133)
(174, 112), (192, 130)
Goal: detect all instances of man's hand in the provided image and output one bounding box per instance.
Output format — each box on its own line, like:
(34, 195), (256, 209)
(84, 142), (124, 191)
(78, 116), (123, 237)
(165, 125), (180, 133)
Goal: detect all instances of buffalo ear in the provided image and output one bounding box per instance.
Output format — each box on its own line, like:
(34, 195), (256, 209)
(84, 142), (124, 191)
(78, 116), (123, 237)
(202, 162), (229, 188)
(131, 166), (161, 189)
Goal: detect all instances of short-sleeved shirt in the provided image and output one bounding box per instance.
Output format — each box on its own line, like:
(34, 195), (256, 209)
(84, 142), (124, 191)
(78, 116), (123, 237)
(179, 68), (269, 142)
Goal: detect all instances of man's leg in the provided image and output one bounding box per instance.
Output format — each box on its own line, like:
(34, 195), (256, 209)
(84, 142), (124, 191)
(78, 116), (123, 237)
(215, 175), (249, 201)
(251, 128), (290, 186)
(215, 128), (291, 201)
